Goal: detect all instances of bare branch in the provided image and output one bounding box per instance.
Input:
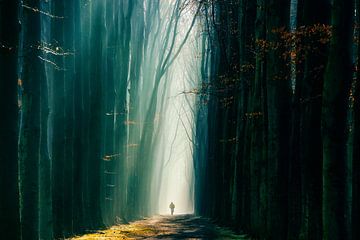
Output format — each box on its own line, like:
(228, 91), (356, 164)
(22, 4), (65, 19)
(38, 56), (65, 71)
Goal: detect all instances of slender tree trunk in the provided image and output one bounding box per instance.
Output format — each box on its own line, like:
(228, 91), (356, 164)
(353, 49), (360, 240)
(63, 0), (75, 235)
(19, 0), (45, 238)
(322, 0), (353, 239)
(215, 0), (239, 223)
(51, 1), (66, 237)
(0, 0), (21, 239)
(127, 0), (144, 220)
(352, 1), (360, 238)
(39, 56), (53, 240)
(39, 3), (53, 238)
(247, 0), (265, 236)
(112, 0), (133, 219)
(80, 2), (92, 229)
(101, 1), (117, 225)
(72, 0), (86, 232)
(265, 0), (291, 238)
(287, 2), (304, 238)
(296, 1), (330, 239)
(88, 1), (104, 228)
(38, 1), (54, 238)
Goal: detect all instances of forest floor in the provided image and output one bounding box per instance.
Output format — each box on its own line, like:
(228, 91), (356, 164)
(69, 214), (249, 239)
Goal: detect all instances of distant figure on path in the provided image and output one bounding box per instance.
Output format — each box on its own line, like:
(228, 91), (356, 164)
(169, 202), (175, 215)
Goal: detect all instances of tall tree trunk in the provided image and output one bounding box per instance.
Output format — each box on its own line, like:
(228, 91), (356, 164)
(19, 0), (44, 238)
(87, 1), (104, 228)
(63, 0), (75, 235)
(353, 46), (360, 240)
(38, 1), (54, 239)
(80, 1), (92, 229)
(287, 3), (303, 238)
(51, 1), (66, 237)
(353, 1), (360, 238)
(127, 0), (144, 220)
(39, 63), (53, 240)
(322, 0), (353, 239)
(72, 0), (86, 232)
(265, 0), (291, 238)
(38, 3), (53, 239)
(0, 0), (21, 239)
(296, 0), (330, 239)
(247, 0), (265, 236)
(101, 0), (117, 225)
(215, 0), (239, 223)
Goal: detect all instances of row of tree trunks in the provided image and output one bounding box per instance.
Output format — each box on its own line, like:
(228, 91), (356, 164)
(1, 0), (196, 239)
(195, 0), (359, 239)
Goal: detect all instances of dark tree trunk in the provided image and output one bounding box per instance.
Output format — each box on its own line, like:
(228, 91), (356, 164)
(72, 0), (86, 232)
(51, 1), (66, 237)
(247, 0), (266, 236)
(265, 0), (291, 239)
(353, 1), (360, 238)
(19, 0), (45, 238)
(127, 0), (145, 220)
(287, 2), (303, 238)
(295, 0), (330, 239)
(0, 0), (21, 239)
(38, 3), (53, 239)
(80, 2), (92, 229)
(63, 0), (75, 235)
(322, 0), (353, 239)
(87, 2), (104, 228)
(215, 0), (240, 223)
(353, 49), (360, 240)
(38, 2), (54, 239)
(113, 0), (133, 219)
(39, 63), (53, 240)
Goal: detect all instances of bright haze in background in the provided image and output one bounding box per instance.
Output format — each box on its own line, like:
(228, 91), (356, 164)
(150, 0), (201, 215)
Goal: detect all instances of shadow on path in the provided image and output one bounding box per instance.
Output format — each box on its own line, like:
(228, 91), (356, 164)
(70, 214), (249, 239)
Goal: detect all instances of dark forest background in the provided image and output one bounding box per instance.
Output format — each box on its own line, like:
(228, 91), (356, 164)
(0, 0), (359, 239)
(194, 0), (359, 240)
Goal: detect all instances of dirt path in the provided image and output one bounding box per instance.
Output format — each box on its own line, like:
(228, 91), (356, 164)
(70, 214), (249, 239)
